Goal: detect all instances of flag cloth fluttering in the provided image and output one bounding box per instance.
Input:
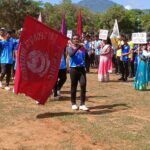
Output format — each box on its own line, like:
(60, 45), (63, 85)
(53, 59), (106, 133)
(110, 19), (120, 49)
(77, 10), (83, 37)
(61, 14), (67, 36)
(110, 19), (120, 39)
(14, 16), (68, 104)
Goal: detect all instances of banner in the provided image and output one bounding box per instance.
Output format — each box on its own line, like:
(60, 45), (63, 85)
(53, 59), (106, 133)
(67, 30), (73, 39)
(110, 19), (120, 49)
(111, 38), (120, 49)
(14, 16), (68, 104)
(132, 32), (147, 44)
(99, 29), (108, 40)
(61, 14), (67, 36)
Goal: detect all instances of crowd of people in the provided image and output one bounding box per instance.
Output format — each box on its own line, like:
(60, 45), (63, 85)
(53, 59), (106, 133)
(1, 27), (150, 110)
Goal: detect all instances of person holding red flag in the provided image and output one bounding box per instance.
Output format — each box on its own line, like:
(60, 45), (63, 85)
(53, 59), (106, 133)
(68, 34), (89, 111)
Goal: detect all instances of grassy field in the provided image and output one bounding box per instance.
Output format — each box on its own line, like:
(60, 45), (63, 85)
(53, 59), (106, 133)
(0, 69), (150, 150)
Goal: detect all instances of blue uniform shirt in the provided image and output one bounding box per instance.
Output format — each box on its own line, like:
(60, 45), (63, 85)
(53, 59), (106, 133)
(68, 46), (86, 68)
(60, 54), (67, 69)
(0, 38), (15, 64)
(84, 40), (91, 55)
(13, 38), (19, 50)
(122, 44), (130, 62)
(94, 40), (101, 55)
(133, 45), (139, 64)
(14, 39), (19, 70)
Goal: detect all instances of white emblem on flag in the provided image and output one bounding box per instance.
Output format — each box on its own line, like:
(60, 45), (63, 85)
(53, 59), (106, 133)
(27, 50), (50, 77)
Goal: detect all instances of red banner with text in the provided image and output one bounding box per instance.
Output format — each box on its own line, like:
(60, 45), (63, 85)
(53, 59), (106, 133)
(14, 16), (68, 104)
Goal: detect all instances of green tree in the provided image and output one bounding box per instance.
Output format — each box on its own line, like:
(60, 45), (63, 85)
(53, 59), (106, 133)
(96, 5), (126, 34)
(0, 0), (42, 29)
(0, 0), (149, 36)
(142, 14), (150, 33)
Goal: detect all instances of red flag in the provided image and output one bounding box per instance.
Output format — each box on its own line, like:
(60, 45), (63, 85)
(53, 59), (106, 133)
(14, 16), (68, 104)
(77, 10), (83, 37)
(61, 14), (67, 36)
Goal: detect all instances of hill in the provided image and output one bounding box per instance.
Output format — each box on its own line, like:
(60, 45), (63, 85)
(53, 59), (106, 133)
(77, 0), (118, 12)
(143, 9), (150, 14)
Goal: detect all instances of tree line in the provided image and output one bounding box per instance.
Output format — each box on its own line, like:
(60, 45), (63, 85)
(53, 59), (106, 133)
(0, 0), (150, 35)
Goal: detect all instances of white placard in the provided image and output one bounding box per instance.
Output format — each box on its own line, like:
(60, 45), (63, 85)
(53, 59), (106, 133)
(99, 29), (108, 40)
(67, 30), (73, 39)
(132, 32), (147, 44)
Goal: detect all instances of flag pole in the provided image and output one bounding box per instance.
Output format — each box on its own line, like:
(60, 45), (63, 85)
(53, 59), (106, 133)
(77, 9), (83, 38)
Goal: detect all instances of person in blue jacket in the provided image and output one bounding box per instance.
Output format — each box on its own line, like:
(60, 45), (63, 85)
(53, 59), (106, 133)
(119, 37), (130, 81)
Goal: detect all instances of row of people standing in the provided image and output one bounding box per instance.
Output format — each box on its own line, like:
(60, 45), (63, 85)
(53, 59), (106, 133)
(102, 34), (150, 90)
(83, 34), (101, 72)
(82, 34), (133, 83)
(0, 29), (97, 111)
(97, 34), (146, 83)
(114, 36), (149, 83)
(50, 33), (150, 111)
(112, 35), (138, 82)
(80, 34), (133, 83)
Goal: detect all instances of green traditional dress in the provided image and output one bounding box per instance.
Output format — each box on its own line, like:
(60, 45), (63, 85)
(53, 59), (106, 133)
(134, 50), (150, 90)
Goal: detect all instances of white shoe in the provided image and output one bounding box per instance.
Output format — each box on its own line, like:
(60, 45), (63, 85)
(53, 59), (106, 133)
(0, 81), (3, 88)
(72, 105), (78, 110)
(57, 90), (61, 96)
(35, 101), (39, 104)
(5, 86), (10, 91)
(79, 105), (89, 111)
(53, 96), (60, 100)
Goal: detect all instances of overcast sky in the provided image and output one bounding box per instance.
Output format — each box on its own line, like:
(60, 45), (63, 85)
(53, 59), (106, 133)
(38, 0), (150, 10)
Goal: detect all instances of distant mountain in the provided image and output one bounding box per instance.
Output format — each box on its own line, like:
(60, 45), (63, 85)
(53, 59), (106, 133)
(143, 9), (150, 14)
(77, 0), (119, 12)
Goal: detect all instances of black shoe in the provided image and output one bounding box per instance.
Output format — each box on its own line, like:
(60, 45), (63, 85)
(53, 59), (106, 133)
(123, 78), (127, 82)
(118, 77), (124, 81)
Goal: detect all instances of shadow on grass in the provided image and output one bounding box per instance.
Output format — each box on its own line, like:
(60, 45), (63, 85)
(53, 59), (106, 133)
(87, 95), (107, 99)
(110, 80), (134, 83)
(86, 71), (97, 74)
(61, 90), (80, 94)
(136, 89), (150, 91)
(49, 95), (108, 102)
(37, 103), (130, 119)
(89, 103), (130, 110)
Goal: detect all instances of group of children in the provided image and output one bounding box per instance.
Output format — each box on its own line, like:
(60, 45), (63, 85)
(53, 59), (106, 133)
(1, 27), (150, 110)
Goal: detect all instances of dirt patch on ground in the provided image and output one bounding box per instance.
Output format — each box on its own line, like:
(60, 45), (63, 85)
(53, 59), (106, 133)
(0, 69), (150, 150)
